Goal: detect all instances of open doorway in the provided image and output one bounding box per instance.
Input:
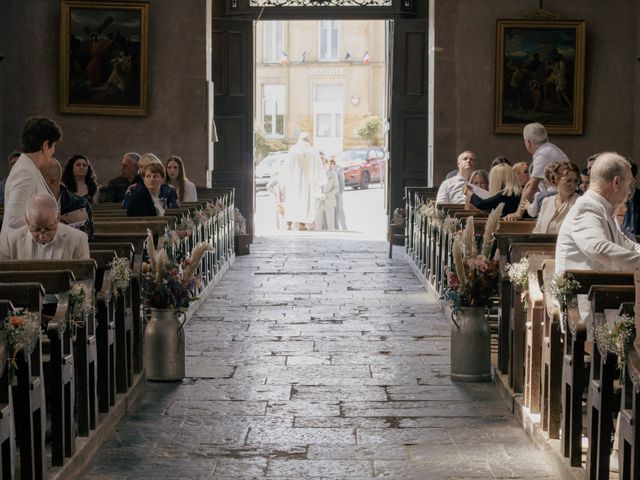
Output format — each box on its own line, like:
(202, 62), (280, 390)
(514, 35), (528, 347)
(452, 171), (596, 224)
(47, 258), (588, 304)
(253, 19), (389, 240)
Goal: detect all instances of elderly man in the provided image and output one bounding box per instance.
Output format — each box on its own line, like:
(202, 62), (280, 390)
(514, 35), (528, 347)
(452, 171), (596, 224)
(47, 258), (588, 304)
(555, 152), (640, 273)
(436, 150), (477, 204)
(0, 117), (60, 248)
(505, 122), (568, 220)
(105, 152), (140, 202)
(41, 158), (94, 240)
(0, 194), (89, 260)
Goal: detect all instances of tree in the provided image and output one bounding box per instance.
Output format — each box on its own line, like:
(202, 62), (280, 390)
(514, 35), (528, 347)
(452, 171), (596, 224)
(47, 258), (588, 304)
(255, 128), (287, 162)
(357, 114), (382, 146)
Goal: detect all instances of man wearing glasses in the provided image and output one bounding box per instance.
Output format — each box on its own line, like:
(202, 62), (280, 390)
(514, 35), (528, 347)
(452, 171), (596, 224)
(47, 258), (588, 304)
(0, 194), (89, 260)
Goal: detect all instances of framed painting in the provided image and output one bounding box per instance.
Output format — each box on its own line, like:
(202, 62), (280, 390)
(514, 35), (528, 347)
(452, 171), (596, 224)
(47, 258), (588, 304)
(494, 19), (586, 134)
(59, 1), (149, 116)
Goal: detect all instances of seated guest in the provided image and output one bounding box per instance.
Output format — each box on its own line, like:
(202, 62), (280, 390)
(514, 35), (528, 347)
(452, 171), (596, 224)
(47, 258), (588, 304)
(555, 152), (640, 273)
(0, 151), (20, 204)
(615, 199), (636, 241)
(465, 162), (521, 215)
(62, 154), (99, 203)
(0, 194), (89, 260)
(41, 158), (94, 240)
(469, 169), (489, 191)
(526, 162), (558, 218)
(533, 161), (580, 234)
(436, 150), (477, 204)
(165, 155), (197, 202)
(579, 167), (590, 193)
(126, 162), (178, 216)
(491, 155), (511, 168)
(512, 161), (530, 188)
(105, 152), (140, 203)
(122, 153), (178, 209)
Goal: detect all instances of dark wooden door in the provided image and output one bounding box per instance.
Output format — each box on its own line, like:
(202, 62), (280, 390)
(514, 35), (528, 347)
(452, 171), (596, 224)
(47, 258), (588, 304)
(211, 18), (254, 238)
(388, 19), (428, 212)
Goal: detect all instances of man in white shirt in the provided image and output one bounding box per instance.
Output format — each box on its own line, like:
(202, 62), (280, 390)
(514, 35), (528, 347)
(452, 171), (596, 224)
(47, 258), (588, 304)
(0, 194), (89, 260)
(505, 122), (568, 220)
(436, 150), (477, 204)
(555, 152), (640, 273)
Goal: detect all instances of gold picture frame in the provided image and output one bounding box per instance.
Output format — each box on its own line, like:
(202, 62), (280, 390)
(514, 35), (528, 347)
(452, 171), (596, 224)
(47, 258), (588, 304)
(494, 19), (586, 134)
(59, 0), (149, 116)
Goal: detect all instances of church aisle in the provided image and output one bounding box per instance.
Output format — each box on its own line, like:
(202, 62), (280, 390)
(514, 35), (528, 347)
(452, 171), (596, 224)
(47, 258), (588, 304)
(80, 236), (558, 479)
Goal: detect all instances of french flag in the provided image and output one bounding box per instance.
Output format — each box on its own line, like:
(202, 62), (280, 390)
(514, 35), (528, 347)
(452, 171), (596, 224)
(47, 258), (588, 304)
(279, 50), (288, 65)
(362, 51), (371, 64)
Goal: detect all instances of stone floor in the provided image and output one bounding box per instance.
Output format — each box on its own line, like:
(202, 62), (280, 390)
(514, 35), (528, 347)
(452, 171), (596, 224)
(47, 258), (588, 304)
(80, 236), (558, 479)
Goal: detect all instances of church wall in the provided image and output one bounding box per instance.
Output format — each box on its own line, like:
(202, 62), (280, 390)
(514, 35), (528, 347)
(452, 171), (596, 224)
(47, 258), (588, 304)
(432, 0), (637, 182)
(0, 0), (209, 187)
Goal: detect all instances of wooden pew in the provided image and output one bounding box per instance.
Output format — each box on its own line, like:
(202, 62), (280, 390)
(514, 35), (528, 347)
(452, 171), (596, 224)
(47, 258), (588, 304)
(519, 248), (556, 413)
(562, 270), (635, 467)
(0, 283), (47, 478)
(0, 271), (77, 467)
(540, 259), (563, 439)
(0, 301), (15, 480)
(494, 231), (555, 375)
(88, 249), (118, 414)
(586, 285), (635, 480)
(619, 348), (640, 479)
(0, 260), (100, 439)
(91, 233), (146, 375)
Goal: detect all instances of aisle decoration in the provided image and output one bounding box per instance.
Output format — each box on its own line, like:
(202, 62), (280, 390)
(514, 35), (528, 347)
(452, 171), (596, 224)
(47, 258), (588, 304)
(4, 309), (40, 385)
(143, 231), (213, 309)
(594, 314), (636, 363)
(507, 258), (529, 310)
(442, 204), (504, 311)
(109, 256), (132, 296)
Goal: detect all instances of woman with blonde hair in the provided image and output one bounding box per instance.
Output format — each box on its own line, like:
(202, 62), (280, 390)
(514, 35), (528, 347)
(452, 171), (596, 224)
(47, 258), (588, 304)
(465, 162), (522, 215)
(532, 161), (580, 234)
(469, 169), (489, 191)
(512, 161), (530, 188)
(165, 155), (197, 202)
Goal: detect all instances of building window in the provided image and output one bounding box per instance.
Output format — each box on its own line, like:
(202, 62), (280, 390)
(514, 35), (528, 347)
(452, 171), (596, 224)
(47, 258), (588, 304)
(318, 20), (339, 62)
(263, 84), (285, 137)
(263, 21), (283, 63)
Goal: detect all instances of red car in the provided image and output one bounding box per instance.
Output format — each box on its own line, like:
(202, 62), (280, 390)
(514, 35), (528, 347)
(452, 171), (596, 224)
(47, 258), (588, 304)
(336, 147), (386, 189)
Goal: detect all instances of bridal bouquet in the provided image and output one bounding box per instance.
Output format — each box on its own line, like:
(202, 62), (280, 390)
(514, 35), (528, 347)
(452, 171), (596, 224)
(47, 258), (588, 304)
(442, 204), (504, 311)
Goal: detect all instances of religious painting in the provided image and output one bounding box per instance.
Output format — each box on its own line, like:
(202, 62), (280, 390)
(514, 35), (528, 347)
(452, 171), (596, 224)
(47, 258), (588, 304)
(494, 19), (586, 134)
(59, 1), (149, 116)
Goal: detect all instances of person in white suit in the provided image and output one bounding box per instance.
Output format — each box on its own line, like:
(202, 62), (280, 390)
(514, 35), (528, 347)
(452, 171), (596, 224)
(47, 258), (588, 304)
(0, 194), (89, 260)
(555, 152), (640, 273)
(0, 117), (61, 249)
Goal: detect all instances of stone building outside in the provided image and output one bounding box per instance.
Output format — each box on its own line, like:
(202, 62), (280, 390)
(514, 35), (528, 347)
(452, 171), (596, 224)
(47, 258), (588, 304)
(255, 20), (387, 158)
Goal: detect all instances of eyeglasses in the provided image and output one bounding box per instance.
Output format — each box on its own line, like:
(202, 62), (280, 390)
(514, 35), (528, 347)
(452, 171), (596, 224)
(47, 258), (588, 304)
(29, 226), (57, 234)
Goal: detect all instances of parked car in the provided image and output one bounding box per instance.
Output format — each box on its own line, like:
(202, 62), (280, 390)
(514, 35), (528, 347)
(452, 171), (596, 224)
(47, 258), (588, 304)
(255, 151), (287, 191)
(336, 147), (385, 189)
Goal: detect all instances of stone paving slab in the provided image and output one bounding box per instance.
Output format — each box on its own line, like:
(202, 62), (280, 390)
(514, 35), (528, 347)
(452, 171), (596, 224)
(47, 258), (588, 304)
(79, 237), (558, 479)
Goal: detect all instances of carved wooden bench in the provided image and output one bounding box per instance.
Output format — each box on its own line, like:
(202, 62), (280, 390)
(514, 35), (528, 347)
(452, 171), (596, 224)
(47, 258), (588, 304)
(0, 301), (16, 480)
(562, 270), (635, 467)
(586, 285), (635, 479)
